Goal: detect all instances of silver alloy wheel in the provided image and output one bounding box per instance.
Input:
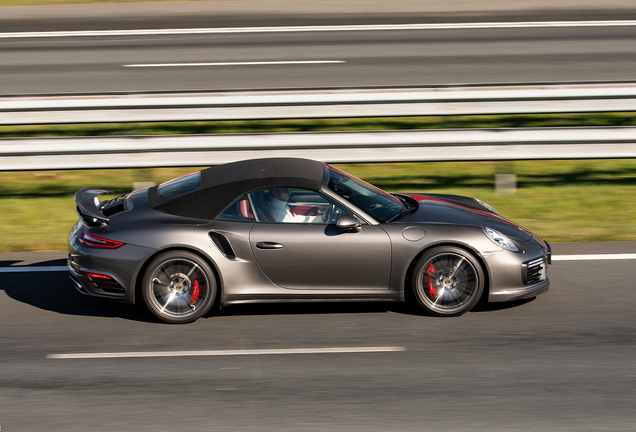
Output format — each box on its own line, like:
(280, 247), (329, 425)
(413, 247), (484, 316)
(142, 252), (216, 323)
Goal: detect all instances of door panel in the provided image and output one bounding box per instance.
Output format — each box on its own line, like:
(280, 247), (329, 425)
(249, 223), (391, 290)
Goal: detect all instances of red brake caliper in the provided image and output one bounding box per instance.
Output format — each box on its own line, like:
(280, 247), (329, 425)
(191, 280), (200, 304)
(427, 264), (437, 299)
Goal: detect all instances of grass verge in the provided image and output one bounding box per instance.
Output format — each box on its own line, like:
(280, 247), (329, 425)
(2, 113), (636, 251)
(1, 159), (635, 252)
(2, 113), (636, 138)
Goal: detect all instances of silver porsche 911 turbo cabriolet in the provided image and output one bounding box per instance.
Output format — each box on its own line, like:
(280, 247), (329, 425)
(68, 157), (550, 323)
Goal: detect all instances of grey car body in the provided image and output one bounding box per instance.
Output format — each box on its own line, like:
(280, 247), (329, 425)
(68, 157), (550, 323)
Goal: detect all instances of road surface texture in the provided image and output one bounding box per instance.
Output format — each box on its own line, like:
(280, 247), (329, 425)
(0, 242), (635, 431)
(2, 1), (636, 94)
(1, 2), (636, 429)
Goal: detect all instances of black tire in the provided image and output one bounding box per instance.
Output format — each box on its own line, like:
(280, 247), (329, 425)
(411, 246), (484, 317)
(142, 251), (217, 324)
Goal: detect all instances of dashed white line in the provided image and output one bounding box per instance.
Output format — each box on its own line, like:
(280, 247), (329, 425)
(0, 266), (68, 273)
(124, 60), (345, 68)
(1, 253), (635, 274)
(551, 254), (636, 261)
(1, 21), (636, 39)
(47, 346), (406, 359)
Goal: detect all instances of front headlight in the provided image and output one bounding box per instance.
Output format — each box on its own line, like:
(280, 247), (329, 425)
(483, 227), (519, 252)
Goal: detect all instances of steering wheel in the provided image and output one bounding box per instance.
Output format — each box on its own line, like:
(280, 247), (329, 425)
(323, 203), (343, 224)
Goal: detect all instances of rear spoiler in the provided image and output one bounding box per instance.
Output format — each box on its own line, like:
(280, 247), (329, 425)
(74, 188), (111, 226)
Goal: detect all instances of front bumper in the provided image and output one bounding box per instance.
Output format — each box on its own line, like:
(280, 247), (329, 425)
(490, 279), (550, 302)
(485, 240), (551, 303)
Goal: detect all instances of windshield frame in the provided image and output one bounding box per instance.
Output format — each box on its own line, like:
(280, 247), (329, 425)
(326, 166), (407, 223)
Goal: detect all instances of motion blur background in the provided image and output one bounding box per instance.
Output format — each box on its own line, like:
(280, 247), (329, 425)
(1, 1), (636, 431)
(1, 0), (636, 250)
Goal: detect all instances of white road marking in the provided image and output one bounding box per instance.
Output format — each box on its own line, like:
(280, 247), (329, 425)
(124, 60), (345, 68)
(47, 346), (406, 359)
(2, 21), (636, 39)
(0, 266), (68, 273)
(551, 254), (636, 261)
(1, 253), (635, 274)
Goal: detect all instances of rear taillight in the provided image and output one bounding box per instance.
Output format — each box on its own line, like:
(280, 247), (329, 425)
(85, 272), (113, 279)
(80, 271), (125, 294)
(78, 232), (124, 249)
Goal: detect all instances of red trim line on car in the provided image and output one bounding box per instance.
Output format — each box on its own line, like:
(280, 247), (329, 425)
(404, 194), (547, 247)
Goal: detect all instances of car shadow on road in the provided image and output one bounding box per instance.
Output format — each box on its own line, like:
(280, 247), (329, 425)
(211, 296), (535, 318)
(214, 301), (412, 318)
(0, 260), (156, 323)
(470, 297), (536, 313)
(1, 260), (536, 323)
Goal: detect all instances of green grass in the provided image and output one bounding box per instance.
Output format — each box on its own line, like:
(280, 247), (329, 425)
(0, 197), (78, 252)
(1, 160), (635, 252)
(2, 113), (636, 251)
(2, 113), (636, 138)
(0, 167), (197, 252)
(338, 160), (636, 242)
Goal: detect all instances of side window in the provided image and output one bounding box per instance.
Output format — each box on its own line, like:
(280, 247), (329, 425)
(216, 194), (255, 222)
(248, 188), (352, 224)
(157, 171), (201, 198)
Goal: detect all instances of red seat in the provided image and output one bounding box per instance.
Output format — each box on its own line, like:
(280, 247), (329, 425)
(288, 205), (319, 216)
(239, 199), (254, 219)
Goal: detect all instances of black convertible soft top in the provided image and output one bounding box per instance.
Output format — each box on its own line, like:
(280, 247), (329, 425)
(148, 158), (326, 220)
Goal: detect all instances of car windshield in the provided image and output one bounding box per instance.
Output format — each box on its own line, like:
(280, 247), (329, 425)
(327, 167), (406, 222)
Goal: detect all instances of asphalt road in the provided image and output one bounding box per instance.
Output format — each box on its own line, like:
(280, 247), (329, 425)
(1, 242), (635, 431)
(2, 3), (635, 430)
(2, 1), (636, 94)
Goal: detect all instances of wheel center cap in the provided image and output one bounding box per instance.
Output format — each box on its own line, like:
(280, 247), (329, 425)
(169, 272), (190, 293)
(440, 274), (457, 290)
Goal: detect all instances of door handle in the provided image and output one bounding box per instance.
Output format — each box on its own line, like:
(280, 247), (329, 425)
(255, 242), (284, 250)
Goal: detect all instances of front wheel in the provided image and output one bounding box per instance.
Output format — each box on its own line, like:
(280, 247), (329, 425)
(411, 246), (484, 317)
(142, 251), (217, 324)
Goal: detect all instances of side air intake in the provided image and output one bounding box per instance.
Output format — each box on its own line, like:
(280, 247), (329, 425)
(209, 231), (236, 259)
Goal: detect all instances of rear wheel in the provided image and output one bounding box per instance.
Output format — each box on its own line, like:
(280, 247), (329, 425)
(142, 251), (216, 324)
(411, 246), (484, 317)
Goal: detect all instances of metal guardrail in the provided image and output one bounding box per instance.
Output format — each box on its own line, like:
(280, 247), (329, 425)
(2, 127), (636, 170)
(2, 83), (636, 125)
(2, 83), (636, 170)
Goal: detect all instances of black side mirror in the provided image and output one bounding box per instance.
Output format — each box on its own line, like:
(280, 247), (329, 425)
(336, 215), (361, 232)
